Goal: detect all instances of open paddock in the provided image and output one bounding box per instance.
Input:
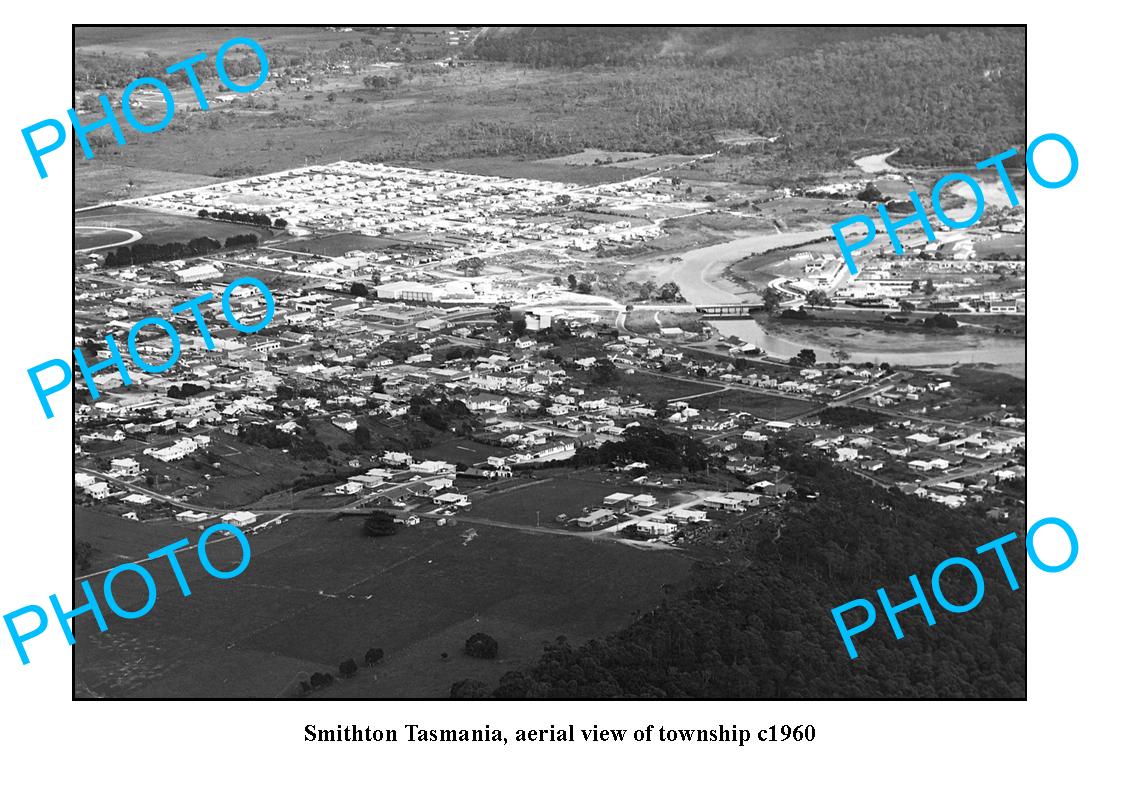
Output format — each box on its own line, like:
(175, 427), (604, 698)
(74, 507), (691, 698)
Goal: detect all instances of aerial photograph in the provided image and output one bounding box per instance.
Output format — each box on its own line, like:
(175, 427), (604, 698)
(72, 25), (1027, 699)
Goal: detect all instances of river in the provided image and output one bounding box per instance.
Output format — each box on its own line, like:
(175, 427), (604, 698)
(656, 230), (1025, 368)
(854, 148), (900, 174)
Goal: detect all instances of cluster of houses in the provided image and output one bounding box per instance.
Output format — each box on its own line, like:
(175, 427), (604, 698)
(122, 161), (665, 269)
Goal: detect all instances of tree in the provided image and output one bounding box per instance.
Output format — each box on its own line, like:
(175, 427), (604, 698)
(567, 274), (578, 291)
(899, 300), (916, 313)
(910, 280), (921, 293)
(350, 282), (369, 297)
(339, 659), (359, 678)
(832, 346), (851, 364)
(856, 182), (884, 203)
(762, 286), (785, 314)
(576, 281), (593, 294)
(273, 218), (288, 229)
(511, 317), (528, 336)
(197, 209), (209, 218)
(365, 510), (397, 537)
(493, 303), (511, 327)
(465, 632), (499, 659)
(450, 679), (491, 698)
(74, 540), (96, 574)
(591, 358), (619, 385)
(354, 425), (371, 448)
(365, 648), (384, 666)
(792, 348), (817, 366)
(806, 289), (830, 307)
(924, 279), (937, 295)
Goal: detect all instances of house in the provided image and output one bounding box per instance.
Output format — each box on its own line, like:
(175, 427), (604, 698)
(628, 494), (658, 509)
(465, 393), (510, 414)
(576, 508), (616, 528)
(175, 510), (211, 524)
(84, 482), (110, 500)
(635, 520), (677, 537)
(669, 508), (708, 523)
(426, 477), (456, 492)
(836, 447), (859, 462)
(221, 510), (258, 527)
(433, 492), (471, 507)
(336, 481), (363, 495)
(602, 492), (633, 507)
(109, 457), (141, 477)
(704, 494), (749, 512)
(410, 460), (455, 475)
(383, 451), (413, 467)
(332, 414), (358, 432)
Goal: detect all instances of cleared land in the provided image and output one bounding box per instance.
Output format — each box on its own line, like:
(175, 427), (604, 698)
(74, 507), (692, 698)
(75, 205), (283, 251)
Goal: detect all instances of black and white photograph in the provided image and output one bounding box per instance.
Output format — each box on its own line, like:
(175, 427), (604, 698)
(69, 25), (1029, 700)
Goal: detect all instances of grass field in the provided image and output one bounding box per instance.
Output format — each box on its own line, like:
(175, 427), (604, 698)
(75, 205), (282, 251)
(688, 389), (817, 419)
(470, 473), (666, 529)
(266, 232), (399, 257)
(73, 506), (692, 698)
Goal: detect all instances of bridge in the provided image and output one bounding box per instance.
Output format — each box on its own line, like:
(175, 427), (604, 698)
(695, 303), (764, 318)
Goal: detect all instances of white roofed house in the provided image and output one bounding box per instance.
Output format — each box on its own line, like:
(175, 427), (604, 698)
(464, 393), (510, 414)
(410, 460), (455, 475)
(109, 457), (141, 477)
(221, 510), (258, 527)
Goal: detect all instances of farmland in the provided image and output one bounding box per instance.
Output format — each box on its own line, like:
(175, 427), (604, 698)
(73, 507), (692, 698)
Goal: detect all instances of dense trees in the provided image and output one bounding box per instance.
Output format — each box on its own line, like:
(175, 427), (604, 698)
(350, 282), (370, 297)
(463, 28), (1024, 168)
(473, 456), (1026, 698)
(74, 540), (96, 574)
(762, 287), (785, 314)
(167, 383), (207, 399)
(924, 313), (959, 329)
(578, 425), (709, 471)
(818, 406), (886, 428)
(806, 289), (831, 308)
(364, 510), (398, 537)
(104, 236), (219, 267)
(339, 659), (359, 678)
(590, 358), (619, 386)
(465, 633), (499, 660)
(238, 422), (328, 460)
(791, 348), (817, 366)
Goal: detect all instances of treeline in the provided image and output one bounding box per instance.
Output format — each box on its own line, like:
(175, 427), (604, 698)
(238, 422), (328, 461)
(102, 232), (258, 267)
(75, 46), (270, 93)
(472, 26), (985, 68)
(575, 425), (710, 472)
(198, 208), (285, 228)
(467, 454), (1025, 698)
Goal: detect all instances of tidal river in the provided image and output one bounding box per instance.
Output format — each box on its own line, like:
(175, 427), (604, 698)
(657, 230), (1025, 368)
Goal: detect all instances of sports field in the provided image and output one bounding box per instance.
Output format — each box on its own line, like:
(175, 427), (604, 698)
(75, 205), (282, 251)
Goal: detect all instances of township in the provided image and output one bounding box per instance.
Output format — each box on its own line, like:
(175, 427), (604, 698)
(74, 158), (1025, 545)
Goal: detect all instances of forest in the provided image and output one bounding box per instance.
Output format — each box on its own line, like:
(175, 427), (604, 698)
(456, 454), (1026, 698)
(448, 27), (1026, 168)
